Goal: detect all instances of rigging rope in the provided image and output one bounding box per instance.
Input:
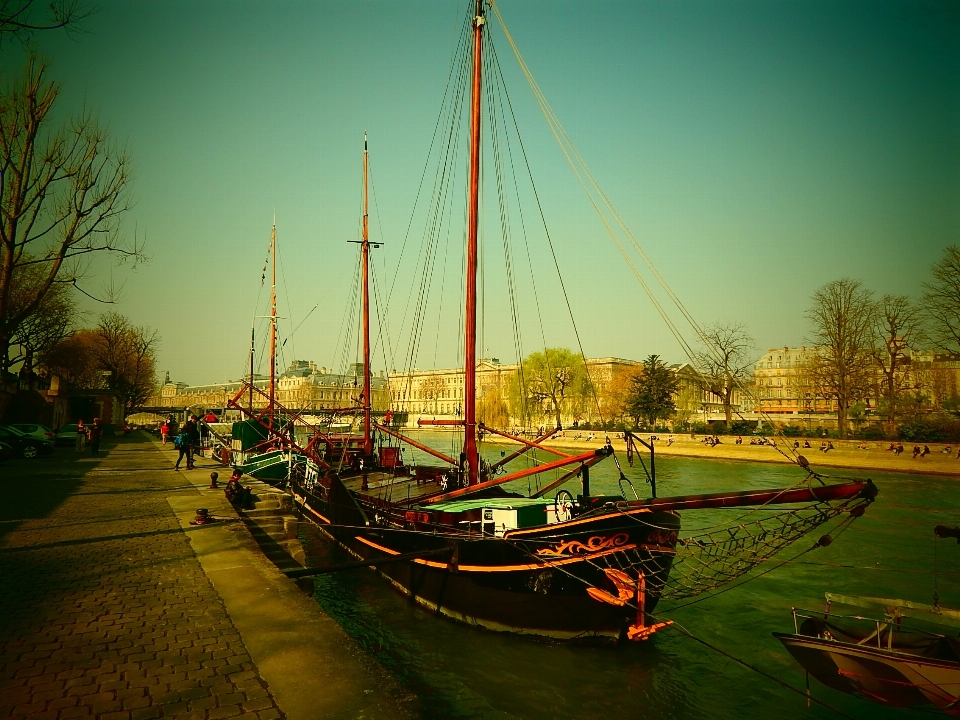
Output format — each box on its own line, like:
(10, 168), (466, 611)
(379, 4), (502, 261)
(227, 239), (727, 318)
(489, 2), (810, 455)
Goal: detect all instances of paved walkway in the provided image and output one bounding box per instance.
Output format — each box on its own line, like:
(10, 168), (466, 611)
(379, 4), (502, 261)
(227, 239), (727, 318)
(0, 434), (416, 720)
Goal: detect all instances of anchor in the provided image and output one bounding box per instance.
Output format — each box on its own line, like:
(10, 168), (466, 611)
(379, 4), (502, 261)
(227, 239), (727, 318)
(586, 569), (673, 641)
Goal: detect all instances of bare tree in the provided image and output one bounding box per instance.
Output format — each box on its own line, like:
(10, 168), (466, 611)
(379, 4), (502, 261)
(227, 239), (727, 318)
(0, 58), (139, 374)
(806, 279), (876, 438)
(869, 294), (924, 433)
(0, 0), (91, 42)
(692, 323), (755, 429)
(90, 313), (158, 413)
(922, 246), (960, 356)
(40, 328), (98, 388)
(8, 262), (74, 378)
(418, 375), (443, 414)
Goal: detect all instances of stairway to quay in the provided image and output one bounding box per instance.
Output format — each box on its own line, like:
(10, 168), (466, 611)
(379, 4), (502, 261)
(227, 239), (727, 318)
(0, 433), (417, 720)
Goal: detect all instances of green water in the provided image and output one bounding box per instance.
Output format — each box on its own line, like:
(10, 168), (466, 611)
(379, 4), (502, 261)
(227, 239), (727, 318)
(299, 441), (960, 719)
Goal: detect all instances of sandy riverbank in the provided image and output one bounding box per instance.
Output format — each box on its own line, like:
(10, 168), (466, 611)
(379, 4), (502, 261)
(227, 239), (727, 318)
(500, 433), (960, 478)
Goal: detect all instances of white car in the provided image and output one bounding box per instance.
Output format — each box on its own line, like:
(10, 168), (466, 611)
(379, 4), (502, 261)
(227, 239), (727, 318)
(8, 423), (56, 443)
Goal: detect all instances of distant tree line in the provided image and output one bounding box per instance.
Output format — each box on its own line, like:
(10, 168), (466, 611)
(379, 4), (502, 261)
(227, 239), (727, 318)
(799, 246), (960, 439)
(486, 246), (960, 442)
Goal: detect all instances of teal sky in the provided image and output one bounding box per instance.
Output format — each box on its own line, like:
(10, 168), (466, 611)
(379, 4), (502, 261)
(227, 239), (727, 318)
(10, 0), (959, 385)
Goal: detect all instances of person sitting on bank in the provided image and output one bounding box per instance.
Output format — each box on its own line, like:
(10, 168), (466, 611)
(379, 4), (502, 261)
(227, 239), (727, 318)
(803, 440), (811, 448)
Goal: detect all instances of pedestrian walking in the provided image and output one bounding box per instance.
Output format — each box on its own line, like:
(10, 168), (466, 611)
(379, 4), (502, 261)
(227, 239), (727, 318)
(89, 418), (104, 455)
(75, 420), (86, 452)
(174, 430), (192, 470)
(184, 415), (200, 469)
(160, 421), (170, 444)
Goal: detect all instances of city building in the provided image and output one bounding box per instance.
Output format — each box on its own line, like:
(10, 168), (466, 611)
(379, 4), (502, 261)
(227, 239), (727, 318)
(152, 360), (390, 414)
(386, 357), (741, 428)
(753, 345), (960, 426)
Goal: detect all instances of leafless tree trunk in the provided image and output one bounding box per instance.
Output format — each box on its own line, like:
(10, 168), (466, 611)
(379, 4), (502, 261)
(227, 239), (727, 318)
(0, 58), (139, 374)
(922, 245), (960, 355)
(692, 323), (755, 430)
(869, 294), (923, 434)
(806, 279), (876, 438)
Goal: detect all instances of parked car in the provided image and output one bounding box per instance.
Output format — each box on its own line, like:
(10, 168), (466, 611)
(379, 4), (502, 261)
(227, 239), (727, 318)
(8, 423), (56, 443)
(0, 440), (13, 460)
(0, 425), (54, 458)
(55, 424), (80, 446)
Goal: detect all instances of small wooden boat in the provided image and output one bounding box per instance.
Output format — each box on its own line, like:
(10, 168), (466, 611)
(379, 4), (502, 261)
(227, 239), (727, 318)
(776, 593), (960, 715)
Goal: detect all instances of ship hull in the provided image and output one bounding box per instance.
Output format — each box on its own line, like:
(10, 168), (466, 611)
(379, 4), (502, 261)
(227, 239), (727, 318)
(291, 478), (680, 642)
(776, 633), (960, 715)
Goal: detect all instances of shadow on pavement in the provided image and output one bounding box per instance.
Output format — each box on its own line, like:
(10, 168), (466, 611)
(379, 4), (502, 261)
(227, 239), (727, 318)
(0, 452), (95, 545)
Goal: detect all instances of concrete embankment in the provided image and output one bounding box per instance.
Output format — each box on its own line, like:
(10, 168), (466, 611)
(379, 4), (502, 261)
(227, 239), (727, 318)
(531, 433), (960, 477)
(0, 433), (417, 720)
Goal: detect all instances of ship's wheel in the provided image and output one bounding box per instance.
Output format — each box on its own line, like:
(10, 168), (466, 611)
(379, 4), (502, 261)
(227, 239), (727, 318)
(555, 490), (574, 523)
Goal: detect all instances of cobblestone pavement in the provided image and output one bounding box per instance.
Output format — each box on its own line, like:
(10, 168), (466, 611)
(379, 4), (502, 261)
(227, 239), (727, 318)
(0, 434), (285, 720)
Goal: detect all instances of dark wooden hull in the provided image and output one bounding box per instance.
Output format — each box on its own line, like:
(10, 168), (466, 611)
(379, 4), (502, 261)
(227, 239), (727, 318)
(291, 478), (680, 642)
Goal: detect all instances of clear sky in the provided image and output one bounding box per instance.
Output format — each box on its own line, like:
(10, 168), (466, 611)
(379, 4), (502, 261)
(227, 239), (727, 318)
(9, 0), (959, 385)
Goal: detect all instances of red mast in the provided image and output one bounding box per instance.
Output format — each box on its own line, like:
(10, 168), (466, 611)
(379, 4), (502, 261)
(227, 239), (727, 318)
(361, 133), (372, 458)
(463, 0), (484, 486)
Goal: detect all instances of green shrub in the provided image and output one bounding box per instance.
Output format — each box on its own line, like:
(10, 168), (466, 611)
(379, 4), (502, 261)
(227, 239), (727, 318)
(781, 425), (803, 437)
(856, 424), (887, 440)
(897, 415), (960, 442)
(729, 419), (756, 435)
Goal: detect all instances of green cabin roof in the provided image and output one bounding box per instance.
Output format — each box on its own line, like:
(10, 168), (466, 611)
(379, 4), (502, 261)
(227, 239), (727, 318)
(424, 497), (551, 513)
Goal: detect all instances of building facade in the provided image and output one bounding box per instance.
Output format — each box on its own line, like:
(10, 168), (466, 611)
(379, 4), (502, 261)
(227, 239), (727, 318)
(753, 345), (960, 424)
(152, 360), (390, 414)
(386, 357), (739, 428)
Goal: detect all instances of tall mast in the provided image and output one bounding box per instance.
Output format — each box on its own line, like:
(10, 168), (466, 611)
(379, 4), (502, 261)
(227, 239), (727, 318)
(361, 133), (372, 457)
(269, 218), (277, 430)
(249, 325), (255, 413)
(463, 0), (484, 486)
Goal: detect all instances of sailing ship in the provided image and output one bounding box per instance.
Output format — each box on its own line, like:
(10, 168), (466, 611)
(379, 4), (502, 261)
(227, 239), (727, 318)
(229, 220), (311, 481)
(776, 592), (960, 715)
(228, 0), (878, 643)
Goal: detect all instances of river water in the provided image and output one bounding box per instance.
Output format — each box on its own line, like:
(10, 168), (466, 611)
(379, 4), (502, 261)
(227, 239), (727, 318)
(298, 434), (960, 719)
